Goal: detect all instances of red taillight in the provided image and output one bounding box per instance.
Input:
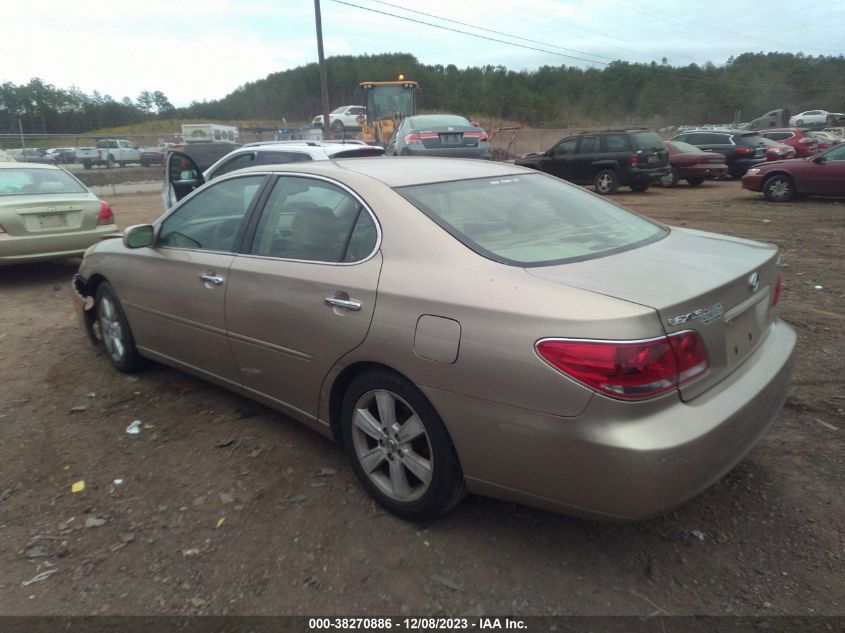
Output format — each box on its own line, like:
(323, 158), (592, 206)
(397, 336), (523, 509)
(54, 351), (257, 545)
(97, 201), (115, 226)
(628, 154), (638, 167)
(772, 272), (782, 306)
(464, 131), (489, 142)
(536, 331), (708, 400)
(405, 132), (437, 144)
(734, 147), (753, 156)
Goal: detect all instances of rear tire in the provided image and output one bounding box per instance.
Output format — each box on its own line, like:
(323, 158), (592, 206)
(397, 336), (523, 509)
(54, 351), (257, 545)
(95, 282), (143, 373)
(593, 169), (618, 195)
(341, 369), (466, 521)
(119, 161), (126, 168)
(796, 119), (804, 126)
(83, 160), (92, 170)
(763, 174), (796, 202)
(686, 177), (705, 186)
(659, 167), (679, 188)
(331, 120), (345, 137)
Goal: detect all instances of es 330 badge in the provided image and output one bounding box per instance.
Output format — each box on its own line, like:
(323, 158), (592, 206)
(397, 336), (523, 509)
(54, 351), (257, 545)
(667, 303), (722, 327)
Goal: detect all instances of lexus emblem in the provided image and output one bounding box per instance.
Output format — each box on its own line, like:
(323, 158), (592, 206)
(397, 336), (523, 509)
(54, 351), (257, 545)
(748, 272), (759, 293)
(447, 126), (454, 131)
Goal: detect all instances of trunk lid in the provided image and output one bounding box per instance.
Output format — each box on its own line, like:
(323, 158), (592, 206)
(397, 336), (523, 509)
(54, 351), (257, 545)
(525, 227), (781, 401)
(3, 194), (100, 236)
(417, 126), (480, 149)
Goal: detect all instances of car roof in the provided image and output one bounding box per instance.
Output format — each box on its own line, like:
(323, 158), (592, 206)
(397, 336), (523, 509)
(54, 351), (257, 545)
(0, 161), (60, 170)
(225, 142), (383, 160)
(232, 156), (529, 188)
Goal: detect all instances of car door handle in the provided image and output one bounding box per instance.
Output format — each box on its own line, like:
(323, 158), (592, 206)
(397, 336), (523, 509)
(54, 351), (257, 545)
(324, 297), (361, 311)
(199, 273), (225, 286)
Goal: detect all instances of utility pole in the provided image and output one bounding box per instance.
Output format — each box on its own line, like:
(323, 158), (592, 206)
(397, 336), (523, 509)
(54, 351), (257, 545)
(314, 0), (332, 140)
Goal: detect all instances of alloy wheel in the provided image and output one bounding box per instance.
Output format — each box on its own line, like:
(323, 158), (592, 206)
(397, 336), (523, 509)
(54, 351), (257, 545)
(351, 389), (433, 503)
(98, 296), (125, 363)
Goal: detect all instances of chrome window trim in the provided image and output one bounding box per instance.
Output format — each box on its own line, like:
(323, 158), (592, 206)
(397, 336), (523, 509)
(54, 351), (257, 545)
(155, 171), (382, 266)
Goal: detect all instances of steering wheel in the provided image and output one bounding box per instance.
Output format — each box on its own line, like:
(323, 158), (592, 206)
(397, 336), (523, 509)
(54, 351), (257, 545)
(210, 218), (240, 251)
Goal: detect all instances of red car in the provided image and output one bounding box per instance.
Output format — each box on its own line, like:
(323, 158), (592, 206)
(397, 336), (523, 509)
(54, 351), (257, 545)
(660, 141), (728, 187)
(741, 143), (845, 201)
(759, 128), (820, 157)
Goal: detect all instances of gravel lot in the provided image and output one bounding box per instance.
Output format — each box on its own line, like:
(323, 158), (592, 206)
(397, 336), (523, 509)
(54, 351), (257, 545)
(0, 179), (842, 617)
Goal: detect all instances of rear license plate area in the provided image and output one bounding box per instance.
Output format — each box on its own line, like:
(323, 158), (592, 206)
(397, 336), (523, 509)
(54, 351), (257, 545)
(725, 294), (768, 365)
(440, 133), (462, 145)
(647, 154), (659, 164)
(30, 213), (68, 230)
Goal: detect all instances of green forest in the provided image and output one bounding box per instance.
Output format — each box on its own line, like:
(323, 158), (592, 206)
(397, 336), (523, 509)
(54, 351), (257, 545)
(3, 51), (844, 134)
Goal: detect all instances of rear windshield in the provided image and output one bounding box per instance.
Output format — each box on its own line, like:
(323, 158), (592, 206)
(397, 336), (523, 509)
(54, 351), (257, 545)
(396, 173), (666, 266)
(631, 131), (665, 151)
(737, 134), (771, 146)
(408, 115), (471, 129)
(668, 141), (701, 153)
(331, 148), (385, 158)
(0, 168), (87, 196)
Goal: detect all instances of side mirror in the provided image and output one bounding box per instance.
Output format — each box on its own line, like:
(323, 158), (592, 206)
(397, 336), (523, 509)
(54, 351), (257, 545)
(544, 149), (553, 157)
(813, 155), (825, 163)
(123, 224), (155, 249)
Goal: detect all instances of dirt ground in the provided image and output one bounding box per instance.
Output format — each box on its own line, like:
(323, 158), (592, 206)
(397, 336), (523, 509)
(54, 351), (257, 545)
(0, 180), (842, 617)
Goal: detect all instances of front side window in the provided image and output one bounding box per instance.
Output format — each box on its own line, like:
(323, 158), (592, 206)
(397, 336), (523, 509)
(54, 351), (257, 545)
(824, 145), (845, 160)
(397, 173), (666, 266)
(159, 175), (264, 252)
(552, 138), (577, 156)
(250, 177), (377, 263)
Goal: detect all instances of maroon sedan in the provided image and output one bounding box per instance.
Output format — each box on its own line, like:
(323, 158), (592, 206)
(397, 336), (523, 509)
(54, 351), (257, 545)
(661, 141), (729, 187)
(759, 128), (820, 158)
(741, 143), (845, 201)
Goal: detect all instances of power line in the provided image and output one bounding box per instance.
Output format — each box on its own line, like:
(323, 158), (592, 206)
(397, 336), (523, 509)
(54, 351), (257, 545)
(358, 0), (617, 63)
(328, 0), (611, 66)
(329, 0), (845, 93)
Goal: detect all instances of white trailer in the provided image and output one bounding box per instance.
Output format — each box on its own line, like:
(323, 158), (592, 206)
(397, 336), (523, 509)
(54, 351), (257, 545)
(180, 123), (239, 143)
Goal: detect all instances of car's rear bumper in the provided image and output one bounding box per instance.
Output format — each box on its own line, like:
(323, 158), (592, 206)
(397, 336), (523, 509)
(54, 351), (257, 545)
(618, 166), (670, 185)
(676, 164), (729, 179)
(423, 318), (796, 521)
(403, 146), (491, 160)
(0, 227), (119, 265)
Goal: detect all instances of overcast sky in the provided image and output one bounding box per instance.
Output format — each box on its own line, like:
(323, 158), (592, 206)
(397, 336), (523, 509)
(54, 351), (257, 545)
(4, 0), (844, 106)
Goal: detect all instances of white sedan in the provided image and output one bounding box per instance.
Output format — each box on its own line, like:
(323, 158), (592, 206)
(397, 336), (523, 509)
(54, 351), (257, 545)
(789, 110), (830, 126)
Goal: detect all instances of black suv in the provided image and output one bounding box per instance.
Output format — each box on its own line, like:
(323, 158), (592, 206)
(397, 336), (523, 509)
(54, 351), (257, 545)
(667, 129), (778, 178)
(515, 129), (670, 194)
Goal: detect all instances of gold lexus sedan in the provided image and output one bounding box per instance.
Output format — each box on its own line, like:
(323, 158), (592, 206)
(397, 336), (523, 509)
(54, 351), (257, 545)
(72, 158), (796, 521)
(0, 162), (117, 264)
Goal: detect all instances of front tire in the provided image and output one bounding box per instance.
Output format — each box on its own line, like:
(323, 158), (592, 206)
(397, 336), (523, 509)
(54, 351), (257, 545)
(629, 182), (649, 192)
(686, 177), (705, 186)
(341, 370), (465, 521)
(593, 169), (618, 195)
(96, 282), (143, 373)
(106, 155), (115, 169)
(763, 174), (796, 202)
(83, 159), (92, 170)
(331, 120), (345, 137)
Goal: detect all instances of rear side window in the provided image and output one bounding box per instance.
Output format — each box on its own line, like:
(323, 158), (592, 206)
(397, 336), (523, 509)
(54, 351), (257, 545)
(256, 151), (312, 165)
(602, 134), (631, 152)
(211, 152), (257, 178)
(764, 132), (792, 141)
(667, 141), (700, 153)
(397, 173), (666, 267)
(250, 176), (377, 263)
(332, 148), (386, 158)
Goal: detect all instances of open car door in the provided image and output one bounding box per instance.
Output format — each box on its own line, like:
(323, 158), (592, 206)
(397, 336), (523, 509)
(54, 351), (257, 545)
(162, 142), (242, 209)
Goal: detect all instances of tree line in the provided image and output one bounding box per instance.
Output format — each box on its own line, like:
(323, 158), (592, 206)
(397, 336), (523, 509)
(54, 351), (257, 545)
(0, 79), (175, 134)
(3, 52), (845, 134)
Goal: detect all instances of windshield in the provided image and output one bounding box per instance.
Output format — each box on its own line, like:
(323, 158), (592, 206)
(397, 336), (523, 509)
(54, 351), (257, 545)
(0, 168), (87, 196)
(367, 86), (414, 121)
(396, 173), (666, 266)
(408, 115), (471, 129)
